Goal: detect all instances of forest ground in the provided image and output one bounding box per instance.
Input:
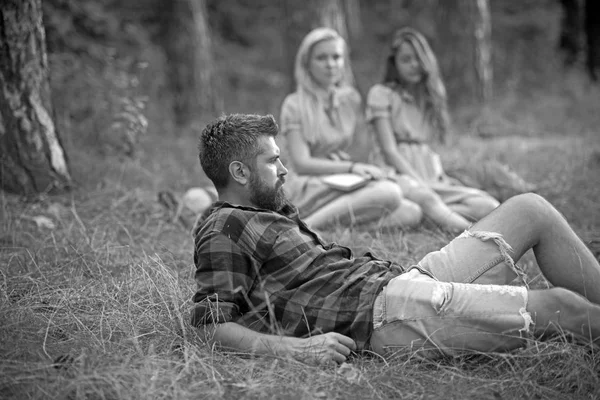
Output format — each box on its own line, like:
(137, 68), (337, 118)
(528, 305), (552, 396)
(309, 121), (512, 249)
(2, 0), (600, 398)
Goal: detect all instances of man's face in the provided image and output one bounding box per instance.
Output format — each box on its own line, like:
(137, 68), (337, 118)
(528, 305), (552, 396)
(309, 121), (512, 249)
(248, 136), (288, 211)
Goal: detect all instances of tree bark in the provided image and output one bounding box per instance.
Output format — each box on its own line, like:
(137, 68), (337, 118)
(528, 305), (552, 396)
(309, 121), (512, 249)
(585, 0), (600, 81)
(435, 0), (493, 106)
(163, 0), (222, 127)
(0, 0), (71, 195)
(559, 0), (582, 66)
(315, 0), (349, 43)
(473, 0), (493, 103)
(343, 0), (362, 42)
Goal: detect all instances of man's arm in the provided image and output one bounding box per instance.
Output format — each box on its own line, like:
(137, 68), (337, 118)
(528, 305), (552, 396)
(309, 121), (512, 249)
(202, 321), (357, 365)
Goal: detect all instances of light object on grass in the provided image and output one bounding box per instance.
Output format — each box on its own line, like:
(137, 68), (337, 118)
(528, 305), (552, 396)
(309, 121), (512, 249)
(23, 215), (56, 230)
(182, 187), (218, 214)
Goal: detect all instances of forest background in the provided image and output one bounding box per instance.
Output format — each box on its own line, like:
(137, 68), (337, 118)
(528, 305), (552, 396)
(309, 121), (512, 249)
(2, 0), (600, 398)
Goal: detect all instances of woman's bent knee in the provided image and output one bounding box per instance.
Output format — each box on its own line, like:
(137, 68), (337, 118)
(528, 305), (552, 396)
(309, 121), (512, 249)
(385, 199), (422, 228)
(470, 196), (500, 220)
(398, 199), (423, 227)
(407, 186), (439, 207)
(367, 180), (404, 210)
(367, 181), (423, 226)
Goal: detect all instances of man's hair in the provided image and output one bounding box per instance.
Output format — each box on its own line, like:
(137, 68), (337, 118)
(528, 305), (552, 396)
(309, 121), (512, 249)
(198, 114), (279, 189)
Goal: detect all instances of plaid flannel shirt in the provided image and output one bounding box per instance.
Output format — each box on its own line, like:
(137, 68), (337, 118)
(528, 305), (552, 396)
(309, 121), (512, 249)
(191, 201), (406, 350)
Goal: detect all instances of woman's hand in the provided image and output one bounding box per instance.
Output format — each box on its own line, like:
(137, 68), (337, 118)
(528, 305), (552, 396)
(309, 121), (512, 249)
(351, 163), (387, 180)
(328, 150), (351, 162)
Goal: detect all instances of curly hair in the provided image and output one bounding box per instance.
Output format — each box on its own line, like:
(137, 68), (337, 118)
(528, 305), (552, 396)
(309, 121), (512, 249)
(198, 114), (279, 189)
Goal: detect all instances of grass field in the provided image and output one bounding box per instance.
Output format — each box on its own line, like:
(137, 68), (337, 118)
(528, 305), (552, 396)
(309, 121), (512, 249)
(2, 124), (599, 399)
(3, 1), (600, 398)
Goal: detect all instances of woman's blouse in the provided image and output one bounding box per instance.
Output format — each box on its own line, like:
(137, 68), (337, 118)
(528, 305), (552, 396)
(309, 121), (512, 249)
(279, 87), (362, 167)
(366, 83), (435, 144)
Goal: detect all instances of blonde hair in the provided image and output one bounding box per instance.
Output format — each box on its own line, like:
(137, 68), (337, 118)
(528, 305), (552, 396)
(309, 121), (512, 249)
(293, 27), (355, 145)
(383, 27), (450, 142)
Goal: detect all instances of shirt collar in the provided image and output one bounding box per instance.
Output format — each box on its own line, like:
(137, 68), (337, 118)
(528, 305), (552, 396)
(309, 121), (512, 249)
(208, 201), (326, 245)
(210, 200), (299, 218)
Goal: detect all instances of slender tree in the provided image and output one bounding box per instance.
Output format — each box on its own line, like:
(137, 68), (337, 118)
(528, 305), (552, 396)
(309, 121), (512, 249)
(473, 0), (492, 102)
(557, 0), (600, 82)
(316, 0), (349, 43)
(585, 0), (600, 81)
(343, 0), (362, 42)
(163, 0), (221, 127)
(435, 0), (493, 105)
(0, 0), (71, 195)
(558, 0), (582, 67)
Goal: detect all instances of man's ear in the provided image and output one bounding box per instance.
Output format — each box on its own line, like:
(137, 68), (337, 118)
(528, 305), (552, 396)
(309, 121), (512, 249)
(229, 161), (249, 185)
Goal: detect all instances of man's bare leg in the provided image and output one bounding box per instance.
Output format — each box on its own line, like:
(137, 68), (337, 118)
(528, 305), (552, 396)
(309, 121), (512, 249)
(469, 193), (600, 304)
(528, 288), (600, 342)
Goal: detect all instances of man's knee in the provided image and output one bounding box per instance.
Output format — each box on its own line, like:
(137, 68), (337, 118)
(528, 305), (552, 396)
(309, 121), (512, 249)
(505, 193), (558, 225)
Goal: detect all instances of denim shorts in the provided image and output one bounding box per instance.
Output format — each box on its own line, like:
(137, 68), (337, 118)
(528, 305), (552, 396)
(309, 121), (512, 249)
(369, 230), (533, 358)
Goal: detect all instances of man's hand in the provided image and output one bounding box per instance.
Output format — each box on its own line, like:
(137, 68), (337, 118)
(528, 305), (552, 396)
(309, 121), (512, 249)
(206, 322), (357, 366)
(291, 332), (357, 365)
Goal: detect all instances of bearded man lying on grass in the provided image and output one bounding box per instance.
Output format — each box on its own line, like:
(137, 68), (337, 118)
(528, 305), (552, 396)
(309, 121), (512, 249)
(190, 113), (600, 364)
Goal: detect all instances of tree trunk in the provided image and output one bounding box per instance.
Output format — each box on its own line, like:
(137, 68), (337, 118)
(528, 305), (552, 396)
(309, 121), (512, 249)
(473, 0), (493, 103)
(435, 0), (493, 106)
(585, 0), (600, 81)
(164, 0), (221, 127)
(280, 0), (300, 93)
(0, 0), (71, 195)
(559, 0), (582, 67)
(343, 0), (362, 43)
(315, 0), (349, 43)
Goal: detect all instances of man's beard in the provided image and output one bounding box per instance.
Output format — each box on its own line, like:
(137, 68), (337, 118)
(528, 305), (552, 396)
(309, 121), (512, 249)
(249, 173), (287, 212)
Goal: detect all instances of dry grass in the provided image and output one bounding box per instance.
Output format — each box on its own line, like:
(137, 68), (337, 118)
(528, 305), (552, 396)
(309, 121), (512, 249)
(3, 1), (600, 397)
(2, 124), (599, 399)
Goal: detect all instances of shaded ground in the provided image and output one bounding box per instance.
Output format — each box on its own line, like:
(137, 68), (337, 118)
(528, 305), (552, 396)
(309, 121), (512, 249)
(1, 132), (599, 399)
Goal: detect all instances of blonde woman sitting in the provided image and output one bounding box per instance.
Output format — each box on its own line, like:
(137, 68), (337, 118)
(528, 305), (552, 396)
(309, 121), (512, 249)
(280, 27), (422, 230)
(366, 27), (500, 230)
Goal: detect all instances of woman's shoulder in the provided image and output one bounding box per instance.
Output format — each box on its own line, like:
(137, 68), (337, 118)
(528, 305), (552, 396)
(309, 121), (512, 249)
(337, 85), (362, 106)
(367, 83), (394, 98)
(280, 92), (302, 118)
(366, 83), (398, 108)
(281, 91), (300, 107)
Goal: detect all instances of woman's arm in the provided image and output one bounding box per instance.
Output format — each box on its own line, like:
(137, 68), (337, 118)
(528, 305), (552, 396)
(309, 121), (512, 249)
(286, 128), (354, 175)
(281, 92), (386, 179)
(286, 127), (386, 179)
(371, 117), (423, 182)
(202, 321), (357, 365)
